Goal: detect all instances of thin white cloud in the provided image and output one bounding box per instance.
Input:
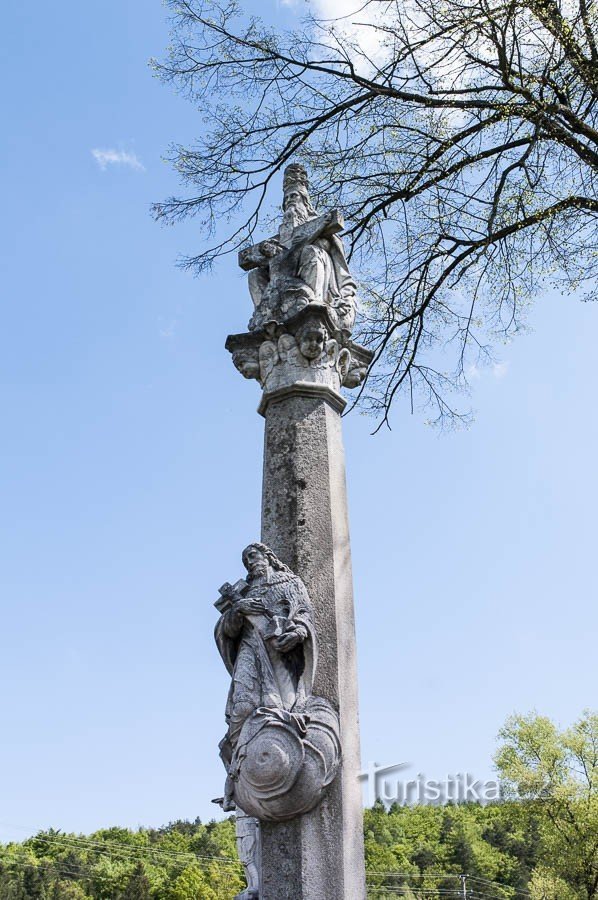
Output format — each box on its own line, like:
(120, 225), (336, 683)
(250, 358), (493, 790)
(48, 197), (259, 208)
(91, 148), (145, 172)
(283, 0), (389, 65)
(317, 0), (388, 62)
(159, 320), (177, 340)
(311, 0), (362, 15)
(492, 361), (509, 379)
(466, 361), (509, 382)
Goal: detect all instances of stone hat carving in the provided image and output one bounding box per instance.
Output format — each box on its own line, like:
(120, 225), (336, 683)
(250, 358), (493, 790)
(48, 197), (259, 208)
(232, 697), (341, 821)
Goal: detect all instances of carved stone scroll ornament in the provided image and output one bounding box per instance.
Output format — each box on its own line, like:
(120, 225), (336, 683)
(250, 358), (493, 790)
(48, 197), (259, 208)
(214, 543), (341, 824)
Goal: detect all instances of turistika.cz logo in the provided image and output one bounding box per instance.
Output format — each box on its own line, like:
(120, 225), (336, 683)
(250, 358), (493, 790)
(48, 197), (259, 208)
(359, 762), (501, 807)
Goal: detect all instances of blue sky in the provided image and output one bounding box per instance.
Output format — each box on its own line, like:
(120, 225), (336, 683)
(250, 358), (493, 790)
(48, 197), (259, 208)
(1, 0), (596, 843)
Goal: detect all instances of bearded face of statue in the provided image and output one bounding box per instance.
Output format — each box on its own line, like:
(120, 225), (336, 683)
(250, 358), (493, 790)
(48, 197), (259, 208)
(282, 189), (311, 227)
(243, 544), (270, 579)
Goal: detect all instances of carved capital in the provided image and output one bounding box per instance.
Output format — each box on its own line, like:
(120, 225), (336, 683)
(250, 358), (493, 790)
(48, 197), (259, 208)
(226, 305), (374, 405)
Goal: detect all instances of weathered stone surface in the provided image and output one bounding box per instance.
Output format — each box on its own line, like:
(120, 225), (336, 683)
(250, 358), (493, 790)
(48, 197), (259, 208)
(225, 306), (373, 399)
(213, 544), (341, 824)
(343, 341), (374, 390)
(238, 209), (343, 272)
(235, 812), (260, 900)
(240, 165), (357, 339)
(233, 696), (341, 821)
(259, 390), (366, 900)
(259, 325), (350, 396)
(219, 163), (368, 900)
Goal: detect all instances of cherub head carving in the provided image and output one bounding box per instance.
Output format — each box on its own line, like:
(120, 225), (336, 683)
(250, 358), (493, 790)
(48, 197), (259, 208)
(296, 318), (328, 360)
(232, 348), (260, 380)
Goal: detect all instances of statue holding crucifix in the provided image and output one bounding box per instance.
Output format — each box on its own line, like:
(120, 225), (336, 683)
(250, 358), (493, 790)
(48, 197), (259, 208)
(239, 165), (357, 339)
(213, 542), (340, 826)
(228, 164), (373, 401)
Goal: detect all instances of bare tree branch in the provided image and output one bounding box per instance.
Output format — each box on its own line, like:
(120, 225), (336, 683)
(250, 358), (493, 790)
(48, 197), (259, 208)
(153, 0), (598, 426)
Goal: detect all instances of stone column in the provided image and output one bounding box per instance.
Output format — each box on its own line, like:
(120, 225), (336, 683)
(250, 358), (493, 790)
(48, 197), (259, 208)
(259, 383), (365, 900)
(220, 163), (373, 900)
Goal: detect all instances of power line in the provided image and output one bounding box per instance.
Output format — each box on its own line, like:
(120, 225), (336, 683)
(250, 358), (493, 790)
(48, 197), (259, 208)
(367, 891), (465, 897)
(0, 819), (238, 864)
(366, 873), (531, 898)
(14, 832), (240, 868)
(2, 834), (533, 899)
(466, 875), (531, 897)
(367, 891), (492, 896)
(366, 890), (493, 898)
(0, 853), (241, 900)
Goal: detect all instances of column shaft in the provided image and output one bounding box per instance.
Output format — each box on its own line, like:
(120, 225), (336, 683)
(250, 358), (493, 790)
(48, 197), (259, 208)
(260, 391), (365, 900)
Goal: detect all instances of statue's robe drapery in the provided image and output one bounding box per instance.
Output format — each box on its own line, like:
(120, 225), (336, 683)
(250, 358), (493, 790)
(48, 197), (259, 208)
(247, 218), (357, 335)
(297, 234), (356, 333)
(214, 570), (317, 765)
(309, 232), (356, 303)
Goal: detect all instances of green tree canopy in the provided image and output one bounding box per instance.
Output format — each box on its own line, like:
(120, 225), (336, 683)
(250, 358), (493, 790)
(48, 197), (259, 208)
(496, 710), (598, 898)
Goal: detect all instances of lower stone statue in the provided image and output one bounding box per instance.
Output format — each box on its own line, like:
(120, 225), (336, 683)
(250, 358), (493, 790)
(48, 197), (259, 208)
(214, 542), (341, 825)
(235, 811), (260, 900)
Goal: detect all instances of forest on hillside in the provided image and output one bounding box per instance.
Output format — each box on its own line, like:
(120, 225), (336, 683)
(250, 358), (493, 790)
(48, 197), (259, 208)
(0, 800), (591, 900)
(2, 712), (596, 899)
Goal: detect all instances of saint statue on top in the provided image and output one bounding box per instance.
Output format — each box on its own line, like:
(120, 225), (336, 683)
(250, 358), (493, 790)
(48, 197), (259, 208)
(240, 164), (357, 339)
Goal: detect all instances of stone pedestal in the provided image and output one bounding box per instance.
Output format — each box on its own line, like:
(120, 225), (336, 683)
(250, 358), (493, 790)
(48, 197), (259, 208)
(259, 384), (365, 900)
